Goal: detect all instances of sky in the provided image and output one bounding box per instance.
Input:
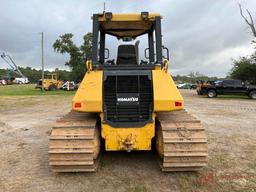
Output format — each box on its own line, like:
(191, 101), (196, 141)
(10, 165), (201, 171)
(0, 0), (255, 77)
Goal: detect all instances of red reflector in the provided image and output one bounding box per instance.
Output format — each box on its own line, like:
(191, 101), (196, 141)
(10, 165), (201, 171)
(74, 102), (82, 108)
(175, 101), (182, 107)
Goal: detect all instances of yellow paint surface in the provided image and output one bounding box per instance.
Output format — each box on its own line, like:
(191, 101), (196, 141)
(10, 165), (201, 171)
(98, 13), (161, 21)
(101, 114), (155, 151)
(152, 70), (184, 111)
(72, 71), (103, 112)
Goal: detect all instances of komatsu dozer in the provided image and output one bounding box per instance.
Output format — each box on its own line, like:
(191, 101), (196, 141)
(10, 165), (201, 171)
(48, 12), (208, 172)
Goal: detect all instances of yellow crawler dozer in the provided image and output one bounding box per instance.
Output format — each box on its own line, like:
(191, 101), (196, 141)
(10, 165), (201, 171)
(48, 12), (208, 172)
(36, 73), (63, 91)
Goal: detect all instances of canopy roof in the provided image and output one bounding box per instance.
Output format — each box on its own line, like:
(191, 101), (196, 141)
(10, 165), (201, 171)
(97, 13), (162, 39)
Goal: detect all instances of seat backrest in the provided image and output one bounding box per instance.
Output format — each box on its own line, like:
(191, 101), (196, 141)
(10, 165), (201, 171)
(116, 45), (138, 65)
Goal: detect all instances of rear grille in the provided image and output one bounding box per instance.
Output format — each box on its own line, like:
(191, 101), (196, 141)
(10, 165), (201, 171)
(103, 74), (153, 126)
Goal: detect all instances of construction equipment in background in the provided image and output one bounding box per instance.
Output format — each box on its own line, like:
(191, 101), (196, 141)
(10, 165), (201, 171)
(196, 80), (215, 95)
(0, 52), (29, 84)
(48, 12), (208, 172)
(61, 81), (79, 91)
(36, 73), (63, 91)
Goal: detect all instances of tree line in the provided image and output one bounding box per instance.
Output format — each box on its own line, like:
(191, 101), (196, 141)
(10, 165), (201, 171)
(0, 67), (72, 83)
(0, 66), (220, 84)
(173, 72), (218, 84)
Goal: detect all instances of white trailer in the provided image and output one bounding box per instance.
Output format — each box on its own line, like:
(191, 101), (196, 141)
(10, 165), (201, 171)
(14, 77), (29, 84)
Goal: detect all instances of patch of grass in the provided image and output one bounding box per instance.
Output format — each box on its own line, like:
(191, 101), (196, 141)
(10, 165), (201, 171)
(215, 95), (250, 100)
(126, 182), (147, 192)
(180, 90), (251, 100)
(178, 171), (254, 192)
(178, 173), (203, 191)
(100, 156), (107, 168)
(114, 175), (147, 192)
(207, 153), (231, 170)
(243, 144), (256, 171)
(198, 95), (250, 100)
(132, 185), (147, 192)
(0, 84), (75, 96)
(178, 151), (256, 192)
(0, 95), (73, 110)
(0, 96), (38, 109)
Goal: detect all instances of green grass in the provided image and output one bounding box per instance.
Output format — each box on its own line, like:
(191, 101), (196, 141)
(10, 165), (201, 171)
(197, 94), (251, 100)
(0, 84), (75, 96)
(215, 95), (251, 100)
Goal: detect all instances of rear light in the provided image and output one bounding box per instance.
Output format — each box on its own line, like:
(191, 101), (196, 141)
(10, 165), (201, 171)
(175, 101), (182, 107)
(74, 102), (82, 108)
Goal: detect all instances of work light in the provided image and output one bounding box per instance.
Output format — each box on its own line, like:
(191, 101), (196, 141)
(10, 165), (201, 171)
(105, 12), (112, 21)
(141, 12), (149, 20)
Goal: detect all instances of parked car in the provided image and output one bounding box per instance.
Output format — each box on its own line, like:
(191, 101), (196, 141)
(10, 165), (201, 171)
(197, 79), (256, 99)
(176, 83), (191, 89)
(190, 84), (197, 89)
(176, 83), (185, 89)
(0, 79), (7, 85)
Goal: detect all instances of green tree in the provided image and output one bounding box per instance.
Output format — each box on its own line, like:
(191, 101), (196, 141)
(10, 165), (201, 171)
(53, 33), (93, 82)
(172, 72), (218, 84)
(81, 33), (93, 59)
(230, 53), (256, 84)
(0, 67), (72, 83)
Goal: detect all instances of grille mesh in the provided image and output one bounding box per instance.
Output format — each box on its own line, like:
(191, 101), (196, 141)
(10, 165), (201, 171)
(103, 75), (153, 124)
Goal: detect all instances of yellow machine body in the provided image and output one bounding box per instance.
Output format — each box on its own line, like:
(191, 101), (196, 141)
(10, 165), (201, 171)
(152, 70), (183, 111)
(101, 115), (155, 151)
(71, 13), (184, 151)
(72, 66), (184, 151)
(98, 13), (161, 39)
(72, 71), (103, 112)
(36, 73), (63, 91)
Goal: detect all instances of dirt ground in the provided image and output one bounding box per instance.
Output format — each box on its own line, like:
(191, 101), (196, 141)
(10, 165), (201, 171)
(0, 90), (256, 192)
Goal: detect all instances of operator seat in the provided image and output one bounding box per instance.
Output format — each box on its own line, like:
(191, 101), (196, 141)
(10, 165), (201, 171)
(116, 45), (138, 65)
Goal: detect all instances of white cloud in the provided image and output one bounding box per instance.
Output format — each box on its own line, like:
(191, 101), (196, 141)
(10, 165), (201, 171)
(0, 0), (255, 77)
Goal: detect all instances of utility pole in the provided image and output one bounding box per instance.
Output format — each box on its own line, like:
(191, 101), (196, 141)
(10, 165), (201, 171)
(41, 32), (44, 91)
